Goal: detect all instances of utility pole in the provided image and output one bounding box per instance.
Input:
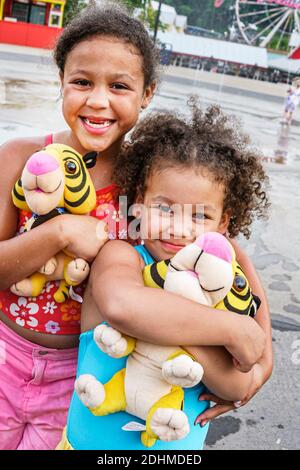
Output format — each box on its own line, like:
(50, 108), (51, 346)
(153, 0), (162, 43)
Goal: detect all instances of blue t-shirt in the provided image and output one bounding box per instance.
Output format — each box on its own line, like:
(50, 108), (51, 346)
(66, 245), (210, 450)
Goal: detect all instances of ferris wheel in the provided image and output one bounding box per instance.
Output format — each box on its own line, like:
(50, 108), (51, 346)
(235, 0), (300, 49)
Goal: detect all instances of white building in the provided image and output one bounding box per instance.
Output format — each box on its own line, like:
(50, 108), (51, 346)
(157, 31), (268, 68)
(151, 1), (187, 33)
(268, 52), (300, 74)
(175, 15), (187, 33)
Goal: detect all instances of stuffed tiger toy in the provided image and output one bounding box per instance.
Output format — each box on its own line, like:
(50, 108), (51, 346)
(10, 143), (108, 302)
(143, 241), (260, 318)
(75, 232), (261, 448)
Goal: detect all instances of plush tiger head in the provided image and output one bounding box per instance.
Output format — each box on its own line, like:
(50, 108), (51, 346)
(167, 232), (236, 307)
(12, 144), (97, 215)
(143, 232), (259, 317)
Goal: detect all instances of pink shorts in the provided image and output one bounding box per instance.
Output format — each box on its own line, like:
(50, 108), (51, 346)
(0, 320), (78, 450)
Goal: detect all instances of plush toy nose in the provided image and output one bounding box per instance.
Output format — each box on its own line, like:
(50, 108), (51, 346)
(195, 232), (233, 263)
(26, 152), (59, 176)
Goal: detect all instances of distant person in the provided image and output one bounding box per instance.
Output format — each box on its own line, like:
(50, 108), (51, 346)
(253, 69), (260, 80)
(283, 78), (300, 125)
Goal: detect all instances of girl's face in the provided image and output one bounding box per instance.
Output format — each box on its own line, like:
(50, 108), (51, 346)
(137, 166), (230, 261)
(60, 36), (154, 156)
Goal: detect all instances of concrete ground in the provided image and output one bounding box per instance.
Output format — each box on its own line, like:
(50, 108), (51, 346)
(0, 44), (299, 450)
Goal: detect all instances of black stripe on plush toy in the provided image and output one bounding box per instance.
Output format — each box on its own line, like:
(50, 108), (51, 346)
(31, 208), (65, 228)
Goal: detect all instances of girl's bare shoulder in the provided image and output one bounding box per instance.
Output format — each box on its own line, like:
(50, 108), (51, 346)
(0, 135), (48, 169)
(0, 136), (48, 239)
(97, 240), (145, 271)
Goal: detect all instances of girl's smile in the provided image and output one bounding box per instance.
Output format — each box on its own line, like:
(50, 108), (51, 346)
(80, 116), (116, 135)
(158, 240), (188, 254)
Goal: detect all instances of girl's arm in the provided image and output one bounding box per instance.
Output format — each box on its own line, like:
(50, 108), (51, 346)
(192, 240), (273, 426)
(185, 345), (253, 402)
(0, 139), (107, 290)
(187, 241), (273, 404)
(0, 215), (105, 290)
(185, 241), (273, 403)
(0, 139), (64, 289)
(90, 240), (266, 373)
(231, 239), (273, 380)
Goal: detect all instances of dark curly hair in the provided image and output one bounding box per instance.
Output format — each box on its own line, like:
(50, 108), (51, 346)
(53, 1), (160, 88)
(114, 101), (270, 239)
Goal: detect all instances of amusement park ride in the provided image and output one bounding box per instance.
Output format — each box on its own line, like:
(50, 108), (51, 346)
(234, 0), (300, 50)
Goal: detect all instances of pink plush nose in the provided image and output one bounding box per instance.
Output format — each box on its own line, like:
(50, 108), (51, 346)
(195, 232), (233, 263)
(26, 152), (59, 176)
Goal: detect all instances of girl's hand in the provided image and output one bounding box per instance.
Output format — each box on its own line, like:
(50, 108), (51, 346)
(194, 363), (265, 427)
(60, 214), (108, 262)
(226, 315), (266, 373)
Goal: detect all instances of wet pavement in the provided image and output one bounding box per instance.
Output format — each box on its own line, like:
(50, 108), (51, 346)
(0, 48), (299, 450)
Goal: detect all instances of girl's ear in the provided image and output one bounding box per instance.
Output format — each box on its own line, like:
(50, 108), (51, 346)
(59, 71), (64, 93)
(218, 211), (230, 235)
(141, 81), (157, 110)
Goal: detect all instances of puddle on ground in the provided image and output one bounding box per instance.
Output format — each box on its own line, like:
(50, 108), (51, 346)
(0, 78), (58, 108)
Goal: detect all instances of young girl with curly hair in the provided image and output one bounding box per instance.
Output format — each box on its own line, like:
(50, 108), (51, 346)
(59, 103), (273, 450)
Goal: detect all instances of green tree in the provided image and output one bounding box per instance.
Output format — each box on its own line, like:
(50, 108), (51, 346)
(63, 1), (147, 27)
(63, 0), (86, 26)
(124, 0), (146, 10)
(163, 0), (234, 33)
(128, 1), (167, 33)
(176, 5), (192, 17)
(63, 0), (147, 27)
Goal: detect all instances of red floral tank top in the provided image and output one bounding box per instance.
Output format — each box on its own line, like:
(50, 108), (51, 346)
(0, 136), (125, 335)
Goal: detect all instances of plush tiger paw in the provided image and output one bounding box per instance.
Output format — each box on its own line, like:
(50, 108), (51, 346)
(162, 355), (204, 388)
(10, 279), (34, 297)
(75, 374), (105, 409)
(38, 257), (58, 275)
(150, 408), (190, 442)
(66, 258), (90, 284)
(94, 324), (128, 358)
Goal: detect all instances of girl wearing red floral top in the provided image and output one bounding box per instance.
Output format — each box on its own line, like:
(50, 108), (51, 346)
(0, 4), (157, 450)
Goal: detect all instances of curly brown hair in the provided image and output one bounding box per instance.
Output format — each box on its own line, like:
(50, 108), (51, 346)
(54, 1), (160, 88)
(114, 101), (270, 239)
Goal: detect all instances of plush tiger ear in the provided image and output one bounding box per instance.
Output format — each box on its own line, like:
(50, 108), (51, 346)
(83, 151), (98, 168)
(12, 178), (30, 211)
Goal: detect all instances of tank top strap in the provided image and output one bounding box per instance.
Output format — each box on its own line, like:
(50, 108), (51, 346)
(134, 244), (154, 265)
(44, 134), (53, 146)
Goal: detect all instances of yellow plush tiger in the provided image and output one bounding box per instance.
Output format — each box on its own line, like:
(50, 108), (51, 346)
(143, 258), (259, 318)
(11, 143), (108, 302)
